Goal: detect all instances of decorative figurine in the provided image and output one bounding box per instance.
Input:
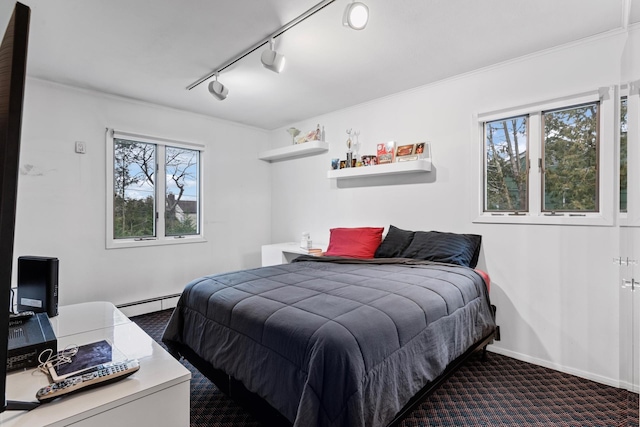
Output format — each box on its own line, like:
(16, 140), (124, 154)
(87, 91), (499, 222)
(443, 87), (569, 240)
(353, 130), (360, 161)
(287, 127), (301, 145)
(345, 129), (353, 168)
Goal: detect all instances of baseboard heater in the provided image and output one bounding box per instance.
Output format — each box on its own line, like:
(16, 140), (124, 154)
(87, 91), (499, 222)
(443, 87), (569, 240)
(116, 293), (182, 309)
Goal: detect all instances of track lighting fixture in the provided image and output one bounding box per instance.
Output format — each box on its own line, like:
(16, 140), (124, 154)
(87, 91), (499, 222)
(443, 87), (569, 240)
(208, 73), (228, 100)
(187, 0), (371, 95)
(343, 1), (369, 30)
(261, 39), (286, 73)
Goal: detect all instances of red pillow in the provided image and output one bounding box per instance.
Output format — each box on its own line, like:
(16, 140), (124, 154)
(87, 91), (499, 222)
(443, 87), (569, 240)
(324, 227), (384, 258)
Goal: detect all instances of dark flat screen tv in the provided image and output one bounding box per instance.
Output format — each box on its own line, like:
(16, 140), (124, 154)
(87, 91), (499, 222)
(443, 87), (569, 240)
(0, 1), (31, 413)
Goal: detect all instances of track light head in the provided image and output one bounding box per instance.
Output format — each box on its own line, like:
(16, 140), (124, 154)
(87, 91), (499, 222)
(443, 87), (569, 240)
(261, 39), (286, 73)
(208, 76), (228, 101)
(343, 1), (369, 30)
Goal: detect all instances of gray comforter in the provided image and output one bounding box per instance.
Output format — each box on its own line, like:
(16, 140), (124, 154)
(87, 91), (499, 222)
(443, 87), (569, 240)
(162, 256), (496, 427)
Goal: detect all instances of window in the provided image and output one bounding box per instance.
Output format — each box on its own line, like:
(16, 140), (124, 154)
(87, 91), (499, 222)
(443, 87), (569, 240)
(484, 115), (528, 212)
(477, 88), (614, 225)
(621, 96), (628, 213)
(541, 102), (599, 213)
(107, 130), (204, 248)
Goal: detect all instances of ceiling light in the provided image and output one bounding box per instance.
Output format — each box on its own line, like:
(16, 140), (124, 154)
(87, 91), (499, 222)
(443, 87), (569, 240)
(261, 38), (286, 73)
(343, 1), (369, 30)
(208, 74), (228, 100)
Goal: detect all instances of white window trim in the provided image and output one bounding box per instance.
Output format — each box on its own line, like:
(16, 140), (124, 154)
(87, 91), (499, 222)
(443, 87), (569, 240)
(105, 128), (206, 249)
(623, 81), (640, 227)
(473, 87), (616, 226)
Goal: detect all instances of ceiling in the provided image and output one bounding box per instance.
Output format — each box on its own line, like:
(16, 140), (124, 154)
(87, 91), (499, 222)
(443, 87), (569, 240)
(16, 0), (640, 130)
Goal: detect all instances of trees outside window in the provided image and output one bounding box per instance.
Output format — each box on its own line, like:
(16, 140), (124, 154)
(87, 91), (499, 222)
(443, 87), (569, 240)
(109, 134), (202, 247)
(484, 116), (528, 212)
(113, 140), (156, 238)
(621, 96), (628, 213)
(542, 103), (599, 212)
(165, 146), (199, 236)
(481, 95), (609, 224)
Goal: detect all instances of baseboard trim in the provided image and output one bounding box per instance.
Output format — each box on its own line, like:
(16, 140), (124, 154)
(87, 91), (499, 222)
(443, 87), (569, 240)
(117, 294), (181, 318)
(487, 345), (624, 390)
(117, 293), (181, 308)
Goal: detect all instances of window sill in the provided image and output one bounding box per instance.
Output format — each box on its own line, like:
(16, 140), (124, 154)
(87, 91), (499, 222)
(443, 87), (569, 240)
(473, 213), (613, 226)
(106, 235), (207, 249)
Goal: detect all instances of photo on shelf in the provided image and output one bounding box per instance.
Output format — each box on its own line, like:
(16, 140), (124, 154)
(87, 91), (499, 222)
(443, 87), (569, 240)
(377, 141), (396, 164)
(415, 142), (429, 157)
(396, 144), (415, 157)
(361, 155), (377, 166)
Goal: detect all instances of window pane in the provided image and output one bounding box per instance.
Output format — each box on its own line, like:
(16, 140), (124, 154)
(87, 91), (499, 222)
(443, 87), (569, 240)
(621, 97), (628, 213)
(543, 103), (599, 212)
(165, 146), (199, 236)
(484, 115), (528, 211)
(113, 139), (156, 238)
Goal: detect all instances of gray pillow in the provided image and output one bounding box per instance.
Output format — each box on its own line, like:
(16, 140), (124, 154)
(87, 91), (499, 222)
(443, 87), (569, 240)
(400, 231), (482, 268)
(374, 225), (415, 258)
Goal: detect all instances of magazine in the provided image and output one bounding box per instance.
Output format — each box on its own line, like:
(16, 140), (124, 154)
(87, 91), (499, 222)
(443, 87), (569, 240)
(46, 339), (124, 382)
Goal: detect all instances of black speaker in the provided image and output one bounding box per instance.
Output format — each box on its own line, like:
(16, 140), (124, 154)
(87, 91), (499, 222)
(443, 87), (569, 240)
(17, 256), (58, 317)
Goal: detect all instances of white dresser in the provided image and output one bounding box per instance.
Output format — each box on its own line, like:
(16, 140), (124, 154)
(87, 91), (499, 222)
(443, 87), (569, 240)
(0, 301), (191, 426)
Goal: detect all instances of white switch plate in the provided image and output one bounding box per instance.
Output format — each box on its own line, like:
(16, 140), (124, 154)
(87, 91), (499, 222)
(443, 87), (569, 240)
(75, 141), (86, 154)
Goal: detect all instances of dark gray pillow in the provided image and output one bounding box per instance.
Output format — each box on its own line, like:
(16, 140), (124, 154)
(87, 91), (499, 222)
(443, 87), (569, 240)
(374, 225), (415, 258)
(400, 231), (482, 268)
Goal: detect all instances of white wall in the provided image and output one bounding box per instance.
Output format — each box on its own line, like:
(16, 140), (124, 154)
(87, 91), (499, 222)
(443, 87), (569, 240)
(13, 79), (272, 307)
(266, 31), (630, 387)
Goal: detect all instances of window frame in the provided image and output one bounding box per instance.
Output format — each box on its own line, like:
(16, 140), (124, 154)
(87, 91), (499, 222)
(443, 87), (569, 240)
(619, 92), (628, 216)
(482, 114), (530, 213)
(623, 82), (640, 227)
(474, 87), (615, 226)
(106, 129), (206, 249)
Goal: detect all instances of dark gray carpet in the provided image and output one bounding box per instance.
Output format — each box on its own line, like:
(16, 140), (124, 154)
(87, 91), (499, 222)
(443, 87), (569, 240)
(131, 309), (639, 427)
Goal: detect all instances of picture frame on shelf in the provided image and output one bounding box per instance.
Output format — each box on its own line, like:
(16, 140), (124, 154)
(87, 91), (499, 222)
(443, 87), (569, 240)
(377, 141), (396, 164)
(396, 144), (415, 157)
(415, 142), (429, 157)
(395, 143), (417, 162)
(361, 155), (377, 166)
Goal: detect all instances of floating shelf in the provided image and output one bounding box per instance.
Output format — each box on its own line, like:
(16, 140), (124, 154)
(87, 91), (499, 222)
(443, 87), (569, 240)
(258, 140), (329, 162)
(327, 158), (432, 179)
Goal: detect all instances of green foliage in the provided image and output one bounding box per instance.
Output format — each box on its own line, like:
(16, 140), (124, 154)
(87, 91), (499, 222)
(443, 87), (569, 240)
(621, 98), (628, 212)
(485, 116), (527, 211)
(485, 102), (601, 214)
(113, 140), (200, 239)
(543, 104), (598, 211)
(114, 195), (154, 238)
(165, 213), (197, 236)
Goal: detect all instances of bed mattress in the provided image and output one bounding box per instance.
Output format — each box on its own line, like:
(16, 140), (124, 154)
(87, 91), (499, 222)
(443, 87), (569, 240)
(163, 256), (496, 427)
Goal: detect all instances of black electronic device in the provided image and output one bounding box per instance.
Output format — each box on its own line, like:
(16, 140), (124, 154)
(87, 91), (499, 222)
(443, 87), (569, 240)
(7, 312), (56, 372)
(8, 310), (33, 321)
(17, 256), (59, 317)
(0, 2), (35, 413)
(36, 359), (140, 403)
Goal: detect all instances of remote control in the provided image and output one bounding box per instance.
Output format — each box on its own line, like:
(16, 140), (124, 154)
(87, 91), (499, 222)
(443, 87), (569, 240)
(9, 310), (34, 320)
(36, 359), (140, 403)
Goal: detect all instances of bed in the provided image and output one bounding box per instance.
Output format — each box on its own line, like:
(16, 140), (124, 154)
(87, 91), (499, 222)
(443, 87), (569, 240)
(162, 226), (497, 427)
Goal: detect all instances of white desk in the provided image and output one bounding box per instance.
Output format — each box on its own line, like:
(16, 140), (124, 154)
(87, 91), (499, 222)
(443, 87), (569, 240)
(261, 242), (328, 266)
(0, 302), (191, 427)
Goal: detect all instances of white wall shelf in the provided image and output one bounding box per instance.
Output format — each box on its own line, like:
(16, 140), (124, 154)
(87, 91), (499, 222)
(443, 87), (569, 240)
(327, 158), (432, 179)
(258, 140), (329, 162)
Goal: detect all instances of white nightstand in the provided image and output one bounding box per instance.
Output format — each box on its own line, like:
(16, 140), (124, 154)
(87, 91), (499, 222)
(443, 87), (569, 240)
(261, 242), (328, 266)
(1, 301), (191, 427)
